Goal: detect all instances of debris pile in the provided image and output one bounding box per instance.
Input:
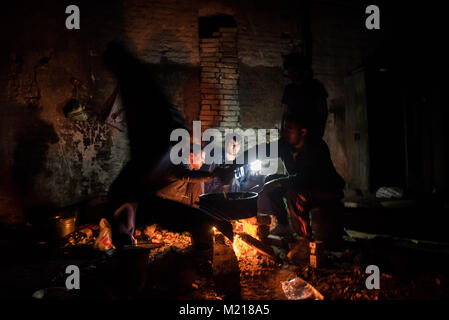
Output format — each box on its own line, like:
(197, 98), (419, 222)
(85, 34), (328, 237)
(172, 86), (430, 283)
(134, 225), (193, 262)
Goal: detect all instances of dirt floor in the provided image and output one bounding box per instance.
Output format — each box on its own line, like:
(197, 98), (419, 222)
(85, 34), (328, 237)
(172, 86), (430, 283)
(1, 221), (449, 300)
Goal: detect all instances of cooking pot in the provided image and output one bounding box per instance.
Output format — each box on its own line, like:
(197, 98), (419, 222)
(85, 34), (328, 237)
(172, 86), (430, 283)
(198, 192), (258, 220)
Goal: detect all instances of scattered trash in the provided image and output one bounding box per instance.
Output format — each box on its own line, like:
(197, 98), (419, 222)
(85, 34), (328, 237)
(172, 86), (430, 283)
(281, 277), (324, 300)
(380, 199), (416, 208)
(62, 230), (95, 247)
(78, 227), (93, 238)
(143, 224), (157, 240)
(63, 98), (88, 121)
(344, 201), (360, 208)
(94, 218), (114, 251)
(375, 187), (404, 199)
(63, 78), (89, 121)
(104, 88), (126, 131)
(32, 287), (77, 300)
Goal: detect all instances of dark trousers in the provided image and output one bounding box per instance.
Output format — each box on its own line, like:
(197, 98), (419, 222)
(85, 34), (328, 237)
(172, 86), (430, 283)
(258, 183), (344, 244)
(258, 186), (290, 225)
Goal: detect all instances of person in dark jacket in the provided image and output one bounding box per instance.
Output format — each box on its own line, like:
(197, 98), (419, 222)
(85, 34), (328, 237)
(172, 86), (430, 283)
(255, 112), (345, 249)
(281, 52), (328, 138)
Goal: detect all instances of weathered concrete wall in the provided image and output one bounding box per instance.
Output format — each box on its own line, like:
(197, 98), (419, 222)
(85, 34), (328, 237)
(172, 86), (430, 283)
(0, 2), (130, 223)
(309, 0), (380, 184)
(0, 0), (306, 223)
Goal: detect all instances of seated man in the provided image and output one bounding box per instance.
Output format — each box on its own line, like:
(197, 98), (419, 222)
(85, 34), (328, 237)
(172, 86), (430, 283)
(109, 144), (234, 250)
(256, 112), (345, 250)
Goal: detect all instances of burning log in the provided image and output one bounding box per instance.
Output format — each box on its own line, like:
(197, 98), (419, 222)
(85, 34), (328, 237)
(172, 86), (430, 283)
(237, 233), (275, 258)
(213, 217), (277, 278)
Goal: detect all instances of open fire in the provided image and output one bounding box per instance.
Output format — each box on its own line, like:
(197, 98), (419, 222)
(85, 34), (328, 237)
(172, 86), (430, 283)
(213, 216), (277, 277)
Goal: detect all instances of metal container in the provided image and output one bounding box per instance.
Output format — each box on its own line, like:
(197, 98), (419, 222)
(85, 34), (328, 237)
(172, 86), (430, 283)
(199, 192), (258, 220)
(50, 216), (76, 239)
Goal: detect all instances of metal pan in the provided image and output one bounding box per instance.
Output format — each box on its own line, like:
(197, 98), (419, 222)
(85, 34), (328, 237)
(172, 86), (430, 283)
(198, 192), (258, 220)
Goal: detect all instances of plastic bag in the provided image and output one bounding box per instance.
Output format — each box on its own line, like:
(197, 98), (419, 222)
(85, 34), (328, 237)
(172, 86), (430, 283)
(94, 218), (115, 251)
(375, 187), (404, 199)
(281, 277), (324, 300)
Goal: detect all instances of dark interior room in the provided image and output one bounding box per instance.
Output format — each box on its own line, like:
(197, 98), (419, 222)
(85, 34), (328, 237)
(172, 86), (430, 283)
(0, 0), (448, 305)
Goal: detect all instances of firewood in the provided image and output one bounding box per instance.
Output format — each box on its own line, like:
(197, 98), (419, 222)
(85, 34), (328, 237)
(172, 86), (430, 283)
(238, 233), (275, 258)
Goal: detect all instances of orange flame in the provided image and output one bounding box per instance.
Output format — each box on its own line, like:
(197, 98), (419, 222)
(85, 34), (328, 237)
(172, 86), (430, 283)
(233, 234), (240, 255)
(233, 234), (247, 260)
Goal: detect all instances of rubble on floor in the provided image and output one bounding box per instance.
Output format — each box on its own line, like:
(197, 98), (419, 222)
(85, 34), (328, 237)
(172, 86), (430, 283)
(2, 218), (449, 300)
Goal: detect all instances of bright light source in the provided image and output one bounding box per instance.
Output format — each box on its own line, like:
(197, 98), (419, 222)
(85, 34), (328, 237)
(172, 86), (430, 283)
(250, 160), (261, 172)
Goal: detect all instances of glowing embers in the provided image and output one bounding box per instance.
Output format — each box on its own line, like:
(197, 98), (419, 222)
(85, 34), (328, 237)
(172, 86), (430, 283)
(232, 218), (263, 259)
(213, 216), (276, 277)
(232, 234), (243, 259)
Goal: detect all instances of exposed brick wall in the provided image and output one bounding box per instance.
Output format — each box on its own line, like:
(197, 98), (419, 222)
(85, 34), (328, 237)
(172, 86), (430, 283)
(199, 27), (240, 132)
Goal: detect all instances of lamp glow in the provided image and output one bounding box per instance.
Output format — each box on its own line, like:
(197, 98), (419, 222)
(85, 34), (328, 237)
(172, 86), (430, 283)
(250, 160), (261, 172)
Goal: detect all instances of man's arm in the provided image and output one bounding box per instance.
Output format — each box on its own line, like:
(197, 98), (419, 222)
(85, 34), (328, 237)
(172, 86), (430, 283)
(171, 166), (213, 183)
(171, 165), (236, 183)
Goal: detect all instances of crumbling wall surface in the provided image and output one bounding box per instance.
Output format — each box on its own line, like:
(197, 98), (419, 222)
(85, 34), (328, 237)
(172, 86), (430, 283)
(121, 0), (200, 64)
(1, 42), (129, 224)
(233, 0), (303, 130)
(0, 1), (127, 223)
(239, 64), (287, 130)
(0, 0), (204, 223)
(309, 0), (378, 183)
(1, 0), (354, 223)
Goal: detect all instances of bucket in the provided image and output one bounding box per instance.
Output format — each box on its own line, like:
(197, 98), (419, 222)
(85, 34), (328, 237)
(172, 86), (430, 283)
(50, 215), (77, 239)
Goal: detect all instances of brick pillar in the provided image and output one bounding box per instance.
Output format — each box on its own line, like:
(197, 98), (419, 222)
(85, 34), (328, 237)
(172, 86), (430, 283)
(199, 27), (240, 132)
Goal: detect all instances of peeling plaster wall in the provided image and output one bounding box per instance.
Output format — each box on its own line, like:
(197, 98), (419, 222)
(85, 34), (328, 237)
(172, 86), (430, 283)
(1, 0), (348, 223)
(1, 48), (130, 222)
(0, 1), (130, 223)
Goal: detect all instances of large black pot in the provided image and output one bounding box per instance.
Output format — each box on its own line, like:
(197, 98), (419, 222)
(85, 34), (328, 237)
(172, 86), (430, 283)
(198, 192), (258, 220)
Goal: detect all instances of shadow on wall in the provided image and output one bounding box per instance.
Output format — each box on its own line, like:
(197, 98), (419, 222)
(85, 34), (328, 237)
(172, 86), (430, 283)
(129, 27), (201, 130)
(145, 61), (201, 132)
(239, 64), (287, 129)
(103, 42), (188, 208)
(0, 103), (59, 224)
(12, 106), (59, 196)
